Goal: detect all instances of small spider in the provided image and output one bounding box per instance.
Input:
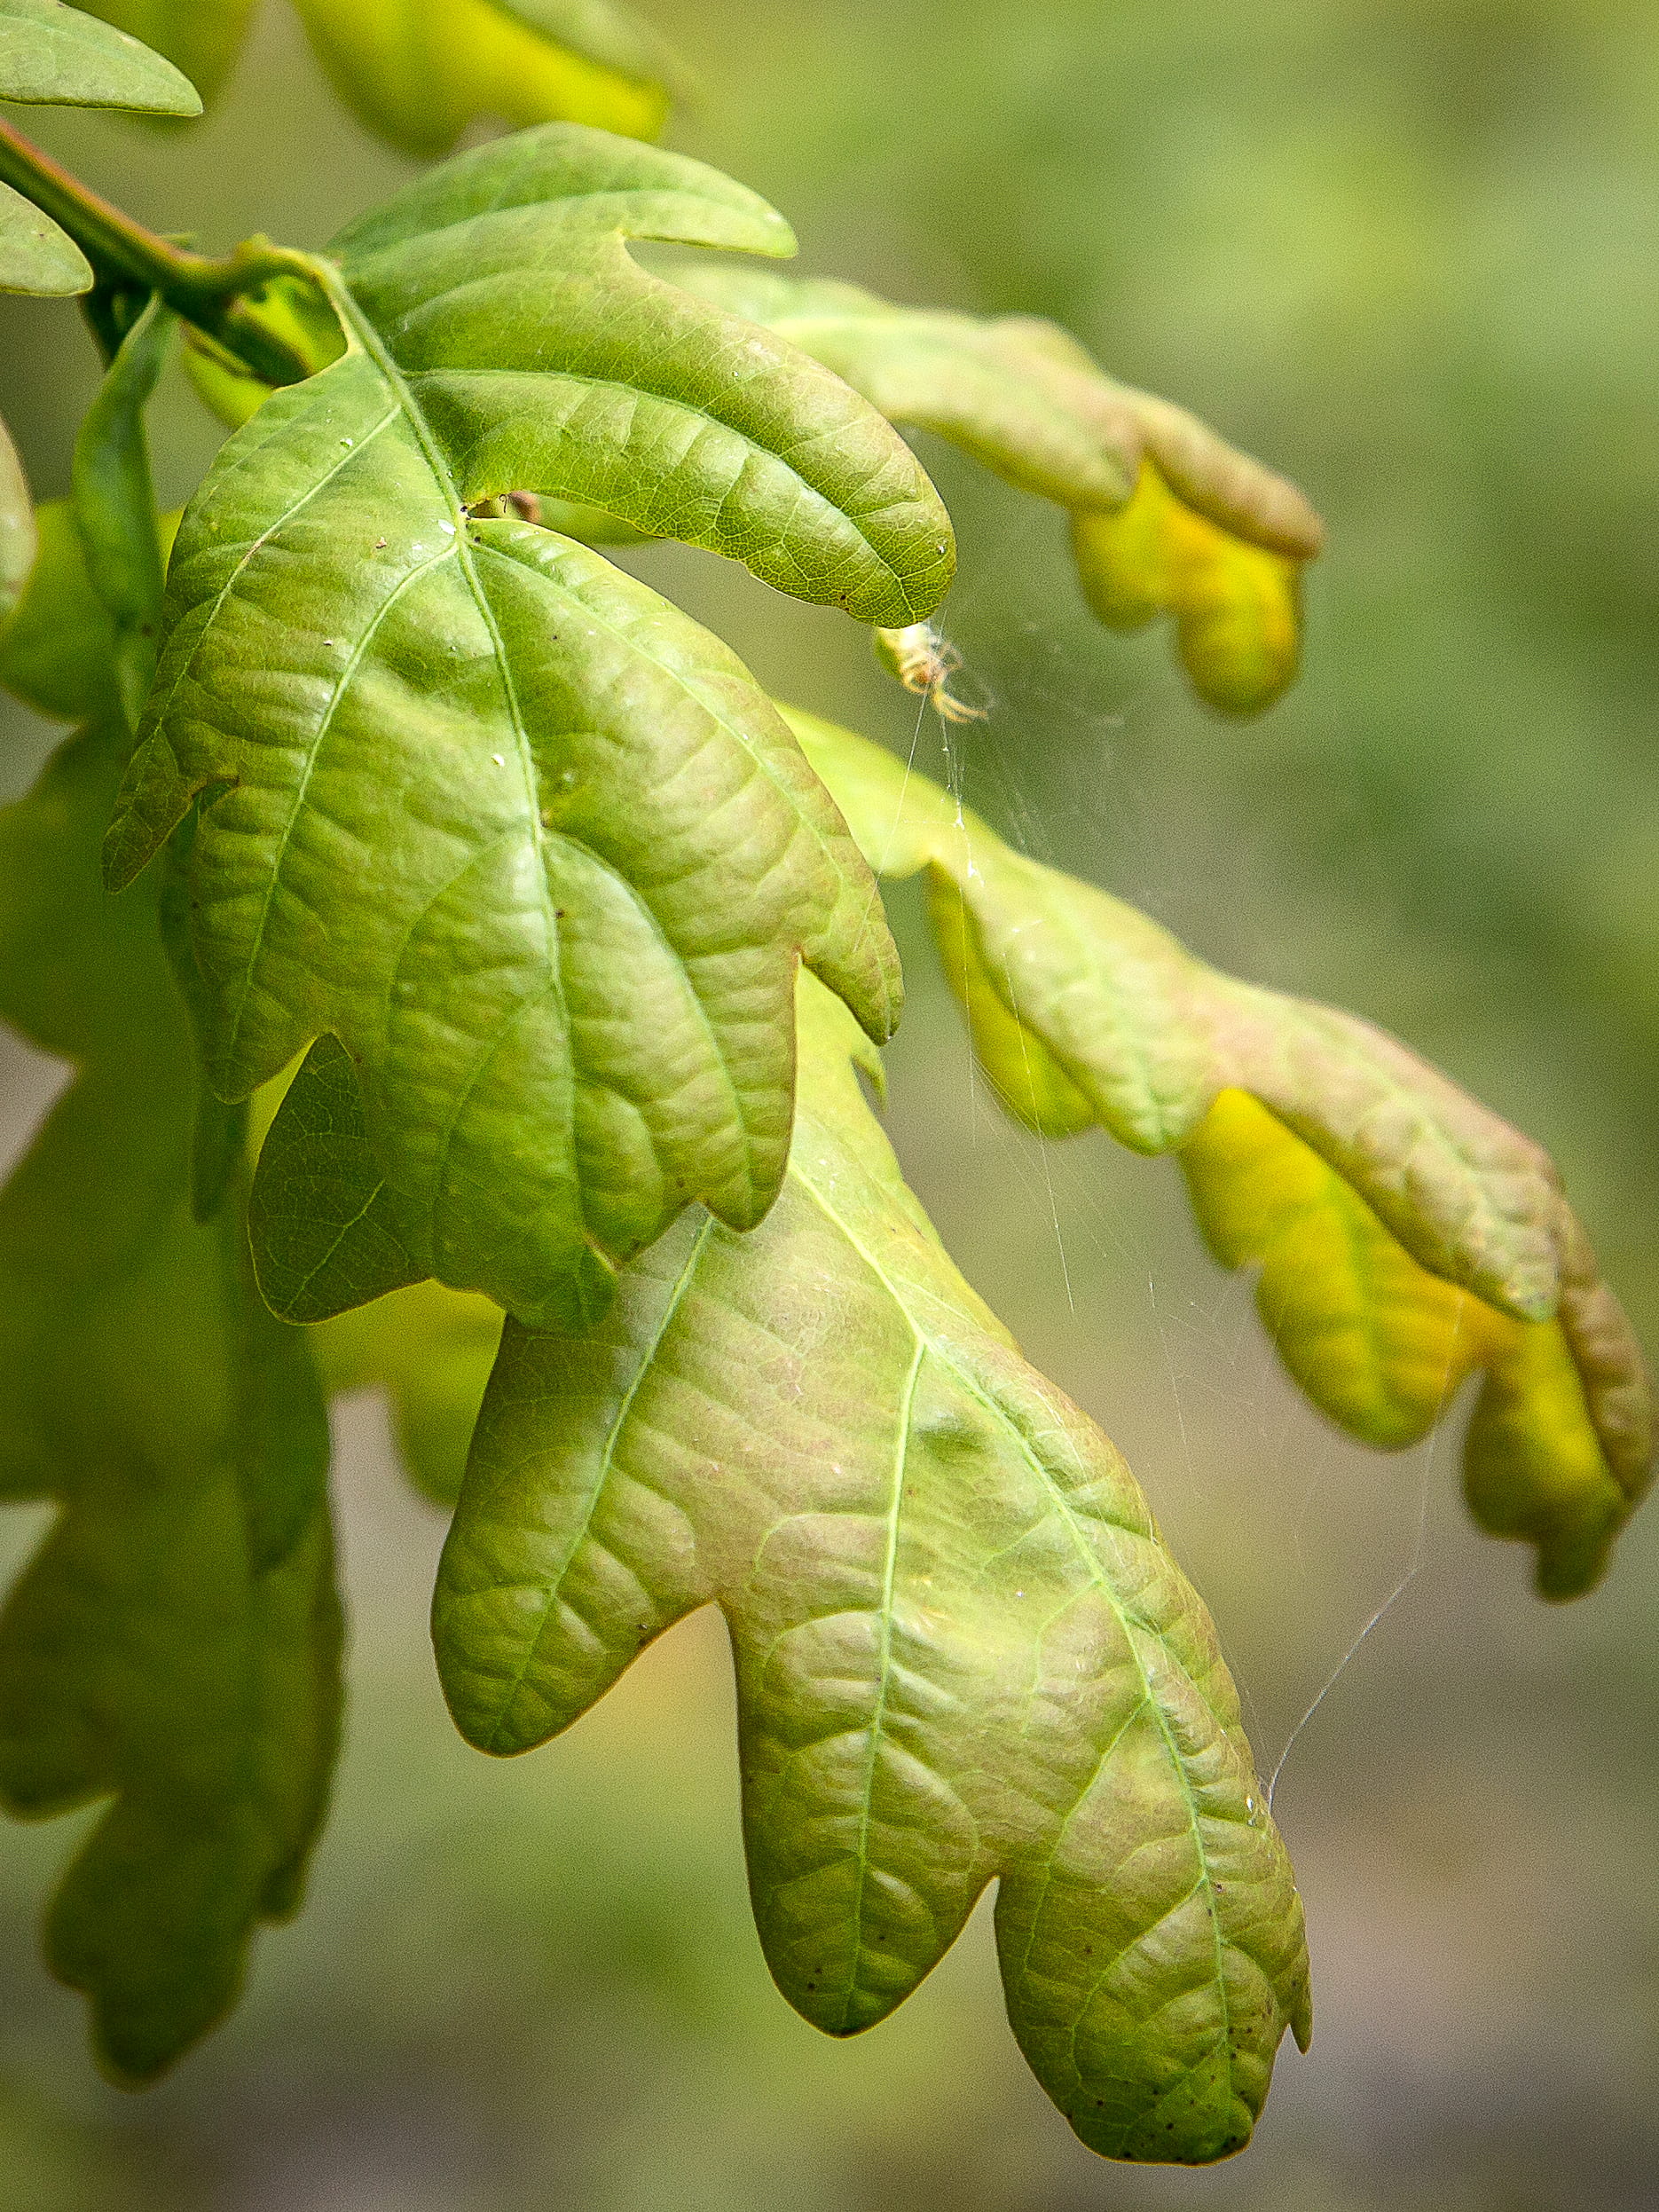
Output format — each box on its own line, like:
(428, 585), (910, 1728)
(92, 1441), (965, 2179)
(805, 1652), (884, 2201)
(874, 622), (987, 723)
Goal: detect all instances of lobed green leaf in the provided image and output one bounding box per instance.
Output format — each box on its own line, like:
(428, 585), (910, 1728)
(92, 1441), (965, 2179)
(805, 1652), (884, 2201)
(792, 705), (1655, 1596)
(0, 720), (340, 2081)
(110, 128), (949, 1328)
(665, 264), (1324, 717)
(0, 0), (201, 110)
(434, 971), (1310, 2165)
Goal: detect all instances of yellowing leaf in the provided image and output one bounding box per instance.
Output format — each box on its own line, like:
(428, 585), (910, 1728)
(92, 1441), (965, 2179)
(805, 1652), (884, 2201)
(1072, 462), (1304, 718)
(1182, 1090), (1642, 1597)
(663, 265), (1324, 717)
(793, 705), (1655, 1596)
(76, 0), (676, 141)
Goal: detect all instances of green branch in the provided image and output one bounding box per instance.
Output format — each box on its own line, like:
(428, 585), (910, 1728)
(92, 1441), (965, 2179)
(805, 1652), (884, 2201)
(0, 116), (325, 386)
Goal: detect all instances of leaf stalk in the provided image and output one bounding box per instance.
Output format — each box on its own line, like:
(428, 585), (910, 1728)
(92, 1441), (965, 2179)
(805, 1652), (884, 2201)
(0, 115), (323, 385)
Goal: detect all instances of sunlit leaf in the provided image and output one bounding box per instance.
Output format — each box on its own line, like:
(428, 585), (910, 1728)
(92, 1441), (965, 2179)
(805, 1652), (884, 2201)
(791, 705), (1655, 1596)
(0, 720), (340, 2082)
(0, 0), (201, 109)
(106, 128), (948, 1328)
(435, 971), (1310, 2165)
(663, 264), (1323, 716)
(291, 0), (675, 155)
(0, 177), (91, 295)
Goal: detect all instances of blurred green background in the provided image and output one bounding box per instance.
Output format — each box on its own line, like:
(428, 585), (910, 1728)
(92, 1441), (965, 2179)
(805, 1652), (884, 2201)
(3, 2), (1658, 2205)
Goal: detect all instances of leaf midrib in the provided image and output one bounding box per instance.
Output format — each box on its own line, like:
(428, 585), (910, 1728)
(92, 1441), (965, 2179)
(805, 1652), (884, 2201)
(788, 1135), (1246, 2098)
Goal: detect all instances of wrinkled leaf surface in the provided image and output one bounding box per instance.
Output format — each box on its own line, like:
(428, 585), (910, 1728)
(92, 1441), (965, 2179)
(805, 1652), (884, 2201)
(108, 128), (946, 1326)
(435, 972), (1310, 2164)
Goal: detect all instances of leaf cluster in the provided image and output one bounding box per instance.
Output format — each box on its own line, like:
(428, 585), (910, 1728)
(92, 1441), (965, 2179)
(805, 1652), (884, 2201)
(0, 0), (1650, 2173)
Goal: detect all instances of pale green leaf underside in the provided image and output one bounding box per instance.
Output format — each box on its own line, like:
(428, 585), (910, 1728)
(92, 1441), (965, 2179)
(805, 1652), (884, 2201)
(0, 412), (35, 617)
(0, 0), (201, 109)
(105, 127), (940, 1328)
(791, 706), (1654, 1590)
(434, 972), (1310, 2167)
(69, 0), (250, 99)
(0, 722), (339, 2082)
(0, 176), (91, 294)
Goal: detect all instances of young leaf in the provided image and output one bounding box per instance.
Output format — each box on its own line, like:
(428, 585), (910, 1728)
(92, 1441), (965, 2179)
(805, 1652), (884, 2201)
(790, 705), (1655, 1597)
(0, 412), (35, 616)
(435, 972), (1310, 2166)
(0, 720), (341, 2082)
(290, 0), (675, 155)
(664, 264), (1324, 717)
(0, 0), (201, 111)
(0, 177), (91, 295)
(108, 128), (951, 1326)
(71, 293), (173, 728)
